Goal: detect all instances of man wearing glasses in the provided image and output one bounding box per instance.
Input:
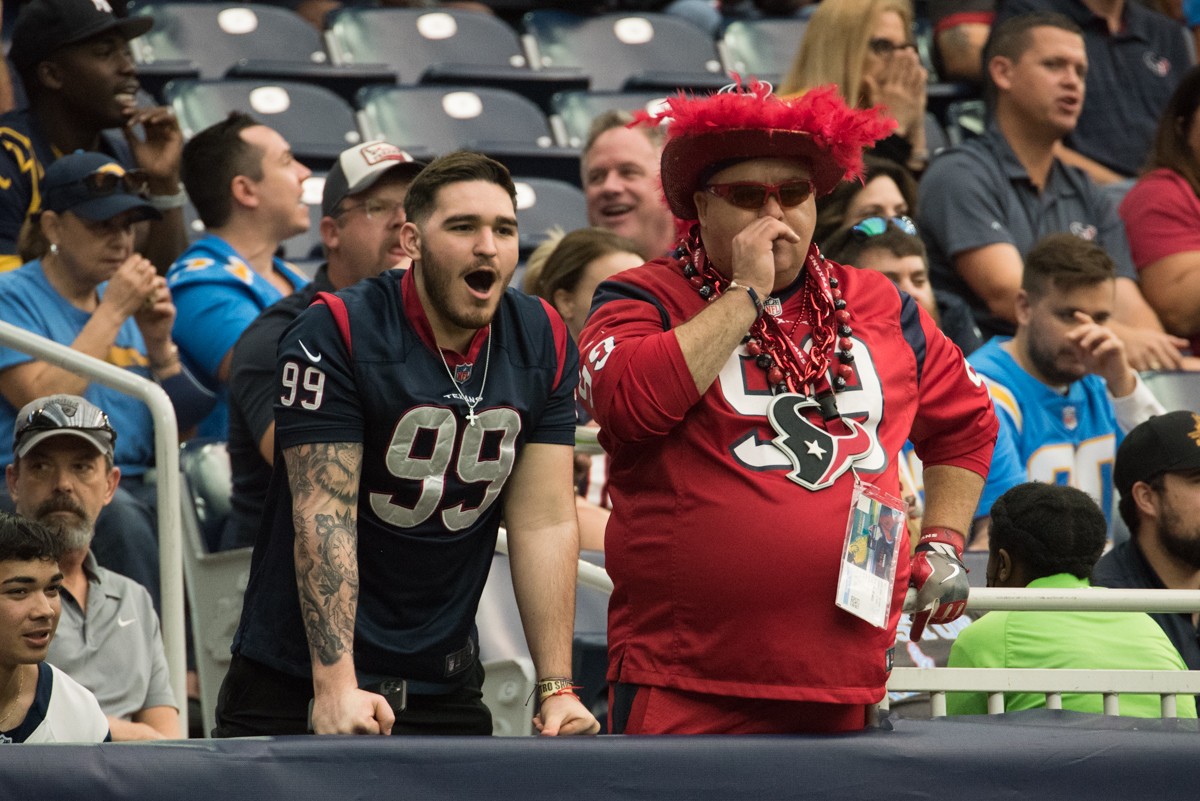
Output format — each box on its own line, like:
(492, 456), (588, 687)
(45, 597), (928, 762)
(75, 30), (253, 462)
(221, 141), (423, 552)
(577, 81), (997, 734)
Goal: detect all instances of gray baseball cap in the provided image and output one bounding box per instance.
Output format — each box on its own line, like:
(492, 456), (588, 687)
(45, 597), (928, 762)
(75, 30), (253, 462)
(13, 394), (116, 460)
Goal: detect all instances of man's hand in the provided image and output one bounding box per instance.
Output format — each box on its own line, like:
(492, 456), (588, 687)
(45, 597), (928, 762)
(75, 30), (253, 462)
(729, 216), (801, 298)
(533, 693), (600, 736)
(1108, 319), (1188, 373)
(908, 527), (969, 642)
(101, 253), (160, 319)
(310, 687), (396, 735)
(134, 275), (177, 348)
(1069, 312), (1137, 396)
(123, 106), (184, 190)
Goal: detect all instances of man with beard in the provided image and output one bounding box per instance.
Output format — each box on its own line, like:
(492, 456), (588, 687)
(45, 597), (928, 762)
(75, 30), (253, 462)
(1094, 411), (1200, 670)
(216, 151), (599, 738)
(968, 233), (1163, 546)
(221, 140), (423, 552)
(0, 0), (186, 272)
(5, 394), (178, 740)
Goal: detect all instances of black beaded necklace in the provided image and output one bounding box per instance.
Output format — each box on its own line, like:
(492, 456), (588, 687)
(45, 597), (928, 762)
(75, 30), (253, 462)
(675, 225), (856, 418)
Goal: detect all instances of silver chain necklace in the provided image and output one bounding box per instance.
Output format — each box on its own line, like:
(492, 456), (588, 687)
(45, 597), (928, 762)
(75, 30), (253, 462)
(438, 332), (492, 427)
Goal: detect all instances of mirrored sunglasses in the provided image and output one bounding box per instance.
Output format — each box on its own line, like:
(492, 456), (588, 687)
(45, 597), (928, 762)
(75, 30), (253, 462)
(851, 215), (918, 240)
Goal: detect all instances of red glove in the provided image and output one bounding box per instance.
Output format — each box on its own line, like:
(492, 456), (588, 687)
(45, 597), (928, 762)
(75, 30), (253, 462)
(908, 527), (969, 642)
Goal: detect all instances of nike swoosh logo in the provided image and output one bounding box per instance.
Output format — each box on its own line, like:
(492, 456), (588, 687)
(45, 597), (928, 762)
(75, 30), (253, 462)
(943, 564), (961, 583)
(299, 340), (322, 363)
(118, 617), (136, 628)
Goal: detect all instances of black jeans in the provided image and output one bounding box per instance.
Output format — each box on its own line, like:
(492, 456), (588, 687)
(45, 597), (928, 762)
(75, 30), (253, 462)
(213, 654), (493, 737)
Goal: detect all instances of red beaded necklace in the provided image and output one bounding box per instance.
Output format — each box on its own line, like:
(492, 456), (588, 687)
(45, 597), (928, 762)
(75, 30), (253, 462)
(675, 225), (856, 414)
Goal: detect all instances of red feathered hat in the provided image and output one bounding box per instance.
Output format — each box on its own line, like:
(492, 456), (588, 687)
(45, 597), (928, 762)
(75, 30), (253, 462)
(634, 79), (896, 221)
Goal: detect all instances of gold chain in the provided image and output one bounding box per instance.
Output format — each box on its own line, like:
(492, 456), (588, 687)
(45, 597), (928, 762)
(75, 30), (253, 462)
(0, 668), (26, 730)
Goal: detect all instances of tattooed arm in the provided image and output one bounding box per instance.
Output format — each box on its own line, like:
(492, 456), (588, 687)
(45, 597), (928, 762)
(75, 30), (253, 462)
(285, 441), (395, 736)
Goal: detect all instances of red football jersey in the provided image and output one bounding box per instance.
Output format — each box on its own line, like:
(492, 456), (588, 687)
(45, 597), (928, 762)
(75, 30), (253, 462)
(580, 256), (996, 704)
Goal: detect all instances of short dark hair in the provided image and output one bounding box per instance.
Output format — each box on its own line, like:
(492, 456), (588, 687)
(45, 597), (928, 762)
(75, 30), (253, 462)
(982, 12), (1083, 108)
(523, 227), (641, 302)
(402, 150), (516, 226)
(1022, 233), (1115, 299)
(989, 483), (1107, 581)
(582, 109), (664, 158)
(181, 112), (264, 229)
(0, 511), (64, 564)
(814, 156), (918, 248)
(822, 221), (927, 267)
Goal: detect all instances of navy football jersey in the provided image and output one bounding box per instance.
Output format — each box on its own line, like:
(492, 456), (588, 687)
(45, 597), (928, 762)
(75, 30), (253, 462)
(233, 268), (578, 685)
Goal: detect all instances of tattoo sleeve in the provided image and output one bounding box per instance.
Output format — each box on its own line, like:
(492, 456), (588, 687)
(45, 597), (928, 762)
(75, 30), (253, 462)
(286, 442), (363, 668)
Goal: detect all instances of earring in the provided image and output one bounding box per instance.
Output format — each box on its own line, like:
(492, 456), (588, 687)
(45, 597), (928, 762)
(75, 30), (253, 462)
(49, 243), (59, 255)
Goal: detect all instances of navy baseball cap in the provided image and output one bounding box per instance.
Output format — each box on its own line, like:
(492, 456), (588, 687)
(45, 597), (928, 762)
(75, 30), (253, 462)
(9, 0), (153, 74)
(1115, 411), (1200, 498)
(41, 151), (161, 223)
(13, 394), (117, 461)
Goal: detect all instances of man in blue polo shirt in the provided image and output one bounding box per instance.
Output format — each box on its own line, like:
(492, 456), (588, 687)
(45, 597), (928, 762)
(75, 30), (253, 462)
(919, 11), (1186, 371)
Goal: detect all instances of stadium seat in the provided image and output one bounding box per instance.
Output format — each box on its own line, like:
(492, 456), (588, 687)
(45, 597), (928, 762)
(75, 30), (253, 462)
(549, 89), (672, 149)
(179, 439), (249, 738)
(324, 8), (587, 113)
(521, 10), (729, 93)
(924, 111), (950, 158)
(512, 176), (588, 256)
(129, 2), (392, 103)
(476, 550), (536, 735)
(355, 85), (582, 185)
(718, 18), (809, 85)
(1141, 371), (1200, 413)
(164, 78), (361, 169)
(943, 98), (987, 146)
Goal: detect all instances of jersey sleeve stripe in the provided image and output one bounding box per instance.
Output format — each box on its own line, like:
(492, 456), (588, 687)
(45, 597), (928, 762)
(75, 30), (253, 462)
(537, 296), (570, 390)
(982, 376), (1022, 431)
(898, 289), (927, 385)
(313, 291), (353, 358)
(590, 280), (673, 332)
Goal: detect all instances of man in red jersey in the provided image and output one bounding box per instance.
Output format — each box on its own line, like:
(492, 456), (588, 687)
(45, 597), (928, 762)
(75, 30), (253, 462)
(578, 80), (998, 734)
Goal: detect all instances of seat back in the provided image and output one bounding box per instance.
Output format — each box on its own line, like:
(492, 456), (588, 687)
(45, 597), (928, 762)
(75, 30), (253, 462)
(326, 8), (528, 82)
(522, 11), (723, 92)
(132, 2), (328, 79)
(356, 85), (556, 156)
(179, 439), (250, 737)
(550, 89), (670, 149)
(719, 18), (808, 84)
(1141, 371), (1200, 413)
(165, 78), (361, 166)
(513, 176), (587, 255)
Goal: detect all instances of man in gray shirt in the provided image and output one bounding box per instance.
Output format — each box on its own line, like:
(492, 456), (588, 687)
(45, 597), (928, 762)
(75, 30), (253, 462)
(918, 11), (1186, 371)
(5, 394), (178, 741)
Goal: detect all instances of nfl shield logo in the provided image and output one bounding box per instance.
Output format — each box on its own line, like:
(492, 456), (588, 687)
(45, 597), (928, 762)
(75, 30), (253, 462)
(765, 296), (783, 317)
(1062, 405), (1077, 431)
(455, 362), (473, 383)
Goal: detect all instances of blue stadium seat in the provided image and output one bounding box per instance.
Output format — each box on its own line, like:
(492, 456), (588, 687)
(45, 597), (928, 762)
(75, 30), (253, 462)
(324, 8), (587, 113)
(164, 78), (361, 169)
(130, 2), (392, 103)
(512, 176), (588, 256)
(355, 85), (581, 185)
(549, 89), (672, 149)
(521, 10), (729, 93)
(718, 17), (809, 85)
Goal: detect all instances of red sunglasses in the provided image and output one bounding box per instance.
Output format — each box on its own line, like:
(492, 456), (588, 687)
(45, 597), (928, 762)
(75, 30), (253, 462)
(705, 179), (815, 210)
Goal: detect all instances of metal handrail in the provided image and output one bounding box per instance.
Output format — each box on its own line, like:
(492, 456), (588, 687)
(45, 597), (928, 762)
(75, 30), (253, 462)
(0, 320), (186, 735)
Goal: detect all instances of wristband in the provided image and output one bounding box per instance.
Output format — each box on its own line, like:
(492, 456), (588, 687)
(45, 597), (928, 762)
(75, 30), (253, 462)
(147, 183), (187, 211)
(727, 280), (764, 318)
(535, 677), (577, 703)
(917, 526), (965, 555)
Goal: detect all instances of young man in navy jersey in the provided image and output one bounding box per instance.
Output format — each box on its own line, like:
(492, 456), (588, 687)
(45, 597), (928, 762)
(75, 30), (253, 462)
(216, 151), (599, 738)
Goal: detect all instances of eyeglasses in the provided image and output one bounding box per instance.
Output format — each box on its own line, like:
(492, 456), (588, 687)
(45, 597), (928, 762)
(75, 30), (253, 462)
(15, 400), (117, 447)
(82, 169), (150, 198)
(336, 199), (404, 221)
(705, 179), (815, 210)
(851, 215), (918, 240)
(867, 38), (918, 58)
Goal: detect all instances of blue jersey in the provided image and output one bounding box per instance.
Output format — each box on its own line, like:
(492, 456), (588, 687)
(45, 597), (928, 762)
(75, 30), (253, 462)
(166, 235), (308, 438)
(0, 260), (154, 473)
(969, 337), (1119, 523)
(233, 268), (578, 685)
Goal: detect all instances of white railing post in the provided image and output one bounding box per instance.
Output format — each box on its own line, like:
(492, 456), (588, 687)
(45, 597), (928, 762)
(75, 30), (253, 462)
(0, 321), (186, 736)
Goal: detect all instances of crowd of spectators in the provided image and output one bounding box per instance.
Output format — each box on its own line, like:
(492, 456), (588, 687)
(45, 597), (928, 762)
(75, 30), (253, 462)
(1, 0), (1199, 741)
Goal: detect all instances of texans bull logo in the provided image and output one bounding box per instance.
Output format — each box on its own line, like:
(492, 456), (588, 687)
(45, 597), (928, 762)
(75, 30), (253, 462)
(767, 393), (872, 490)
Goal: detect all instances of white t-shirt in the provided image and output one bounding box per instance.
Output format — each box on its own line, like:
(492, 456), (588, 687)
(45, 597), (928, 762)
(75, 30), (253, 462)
(0, 663), (110, 744)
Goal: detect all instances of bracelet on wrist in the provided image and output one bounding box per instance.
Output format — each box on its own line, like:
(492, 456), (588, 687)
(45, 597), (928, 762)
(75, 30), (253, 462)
(727, 280), (764, 318)
(147, 182), (187, 211)
(534, 677), (578, 704)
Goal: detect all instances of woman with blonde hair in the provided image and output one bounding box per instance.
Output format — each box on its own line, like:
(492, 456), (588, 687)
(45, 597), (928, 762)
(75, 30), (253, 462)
(780, 0), (929, 174)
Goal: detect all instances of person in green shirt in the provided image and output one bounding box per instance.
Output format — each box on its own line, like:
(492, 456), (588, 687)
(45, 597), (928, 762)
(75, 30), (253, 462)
(947, 482), (1197, 718)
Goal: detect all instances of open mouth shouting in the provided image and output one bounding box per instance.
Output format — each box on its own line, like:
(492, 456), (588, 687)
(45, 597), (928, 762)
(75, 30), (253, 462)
(464, 267), (499, 299)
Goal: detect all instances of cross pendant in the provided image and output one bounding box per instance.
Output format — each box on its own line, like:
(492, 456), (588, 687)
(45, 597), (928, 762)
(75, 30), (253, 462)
(466, 410), (478, 427)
